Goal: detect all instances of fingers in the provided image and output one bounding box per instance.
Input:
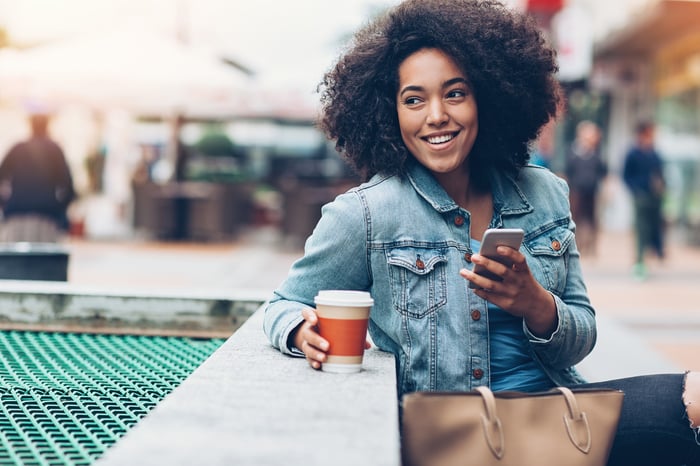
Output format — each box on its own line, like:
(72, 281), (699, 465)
(459, 267), (494, 291)
(460, 247), (528, 291)
(301, 306), (318, 325)
(298, 307), (329, 370)
(509, 258), (527, 273)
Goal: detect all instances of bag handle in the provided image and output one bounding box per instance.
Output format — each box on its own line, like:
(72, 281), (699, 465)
(475, 386), (505, 459)
(555, 387), (592, 454)
(475, 386), (593, 459)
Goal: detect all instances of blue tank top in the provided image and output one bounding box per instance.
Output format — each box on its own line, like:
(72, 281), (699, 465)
(471, 238), (554, 392)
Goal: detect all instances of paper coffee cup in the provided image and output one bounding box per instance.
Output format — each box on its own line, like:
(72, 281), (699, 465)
(314, 290), (374, 373)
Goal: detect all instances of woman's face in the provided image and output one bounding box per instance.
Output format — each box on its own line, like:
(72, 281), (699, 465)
(396, 48), (478, 177)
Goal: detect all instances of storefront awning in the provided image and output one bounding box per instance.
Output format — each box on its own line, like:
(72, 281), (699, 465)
(595, 0), (700, 58)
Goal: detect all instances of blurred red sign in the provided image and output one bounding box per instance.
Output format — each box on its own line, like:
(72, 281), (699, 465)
(527, 0), (564, 13)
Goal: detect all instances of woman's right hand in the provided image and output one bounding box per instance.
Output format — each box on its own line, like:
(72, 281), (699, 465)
(293, 307), (330, 370)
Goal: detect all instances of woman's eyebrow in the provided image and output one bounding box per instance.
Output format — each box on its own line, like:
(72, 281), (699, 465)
(398, 77), (469, 97)
(398, 85), (423, 97)
(444, 77), (468, 88)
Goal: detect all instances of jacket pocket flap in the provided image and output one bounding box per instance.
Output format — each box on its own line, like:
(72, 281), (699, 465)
(387, 247), (447, 275)
(525, 227), (574, 257)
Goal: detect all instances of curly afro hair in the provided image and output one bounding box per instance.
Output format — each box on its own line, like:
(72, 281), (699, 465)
(317, 0), (561, 185)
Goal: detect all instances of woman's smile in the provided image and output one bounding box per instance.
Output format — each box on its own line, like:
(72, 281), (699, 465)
(424, 131), (459, 146)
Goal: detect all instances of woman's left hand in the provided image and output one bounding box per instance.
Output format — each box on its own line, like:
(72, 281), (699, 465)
(459, 246), (557, 338)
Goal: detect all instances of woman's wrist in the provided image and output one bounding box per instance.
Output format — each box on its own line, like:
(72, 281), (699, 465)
(524, 290), (558, 338)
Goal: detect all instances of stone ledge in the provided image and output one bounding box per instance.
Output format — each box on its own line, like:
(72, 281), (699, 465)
(96, 308), (401, 466)
(0, 280), (265, 337)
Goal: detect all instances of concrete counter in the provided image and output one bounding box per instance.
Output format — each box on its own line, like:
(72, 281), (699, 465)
(96, 308), (401, 466)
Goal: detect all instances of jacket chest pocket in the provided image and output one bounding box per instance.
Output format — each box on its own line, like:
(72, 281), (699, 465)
(524, 227), (574, 295)
(386, 247), (447, 318)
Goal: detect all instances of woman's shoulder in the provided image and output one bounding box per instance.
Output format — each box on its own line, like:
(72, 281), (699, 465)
(349, 172), (411, 202)
(507, 165), (570, 217)
(326, 173), (401, 213)
(517, 164), (568, 194)
(335, 172), (424, 222)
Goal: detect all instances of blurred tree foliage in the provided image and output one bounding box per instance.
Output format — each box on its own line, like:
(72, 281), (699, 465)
(194, 128), (239, 158)
(188, 126), (247, 182)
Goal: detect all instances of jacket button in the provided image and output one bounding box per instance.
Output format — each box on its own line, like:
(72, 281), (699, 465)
(415, 258), (425, 270)
(473, 368), (484, 379)
(551, 240), (561, 251)
(454, 215), (465, 226)
(471, 310), (481, 321)
(464, 253), (472, 263)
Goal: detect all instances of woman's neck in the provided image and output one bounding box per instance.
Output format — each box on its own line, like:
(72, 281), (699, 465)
(435, 169), (493, 239)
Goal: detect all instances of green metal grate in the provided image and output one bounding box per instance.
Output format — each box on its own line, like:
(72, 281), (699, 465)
(0, 331), (224, 466)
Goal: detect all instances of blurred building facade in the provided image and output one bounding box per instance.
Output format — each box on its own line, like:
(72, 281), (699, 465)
(524, 0), (700, 239)
(1, 0), (699, 242)
(590, 0), (700, 236)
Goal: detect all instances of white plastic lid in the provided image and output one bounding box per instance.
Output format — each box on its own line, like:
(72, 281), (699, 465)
(314, 290), (374, 307)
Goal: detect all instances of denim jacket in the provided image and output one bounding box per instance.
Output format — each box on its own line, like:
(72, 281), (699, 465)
(264, 161), (596, 398)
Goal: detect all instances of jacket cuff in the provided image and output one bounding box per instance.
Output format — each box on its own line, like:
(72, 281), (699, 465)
(524, 292), (562, 344)
(280, 314), (306, 357)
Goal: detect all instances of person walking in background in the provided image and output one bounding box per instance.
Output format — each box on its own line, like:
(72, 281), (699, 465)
(623, 120), (665, 280)
(0, 112), (75, 242)
(565, 120), (607, 256)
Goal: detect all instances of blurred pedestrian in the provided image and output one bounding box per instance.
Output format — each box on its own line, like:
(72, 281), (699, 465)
(622, 120), (665, 280)
(0, 112), (75, 242)
(565, 120), (607, 256)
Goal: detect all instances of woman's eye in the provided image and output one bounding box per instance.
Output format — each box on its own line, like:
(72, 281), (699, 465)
(446, 89), (466, 99)
(404, 96), (422, 106)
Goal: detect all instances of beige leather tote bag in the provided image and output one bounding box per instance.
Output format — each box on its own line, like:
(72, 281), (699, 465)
(402, 386), (624, 466)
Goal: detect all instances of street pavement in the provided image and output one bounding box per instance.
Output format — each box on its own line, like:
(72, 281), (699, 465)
(63, 225), (700, 377)
(577, 227), (700, 376)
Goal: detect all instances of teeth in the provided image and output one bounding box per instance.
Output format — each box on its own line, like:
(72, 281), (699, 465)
(427, 134), (454, 144)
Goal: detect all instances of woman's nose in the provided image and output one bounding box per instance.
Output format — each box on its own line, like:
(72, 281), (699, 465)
(426, 100), (448, 126)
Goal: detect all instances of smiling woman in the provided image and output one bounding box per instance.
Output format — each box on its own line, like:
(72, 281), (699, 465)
(264, 1), (700, 465)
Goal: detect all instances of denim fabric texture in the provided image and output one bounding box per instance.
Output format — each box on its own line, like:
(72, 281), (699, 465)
(576, 374), (700, 466)
(264, 160), (595, 397)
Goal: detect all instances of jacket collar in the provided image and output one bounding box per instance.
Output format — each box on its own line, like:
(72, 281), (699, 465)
(405, 159), (458, 213)
(490, 168), (533, 218)
(405, 159), (533, 217)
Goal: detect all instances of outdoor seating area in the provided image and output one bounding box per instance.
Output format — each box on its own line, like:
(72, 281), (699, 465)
(131, 181), (254, 242)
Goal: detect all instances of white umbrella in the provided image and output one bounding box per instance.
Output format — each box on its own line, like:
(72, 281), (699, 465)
(0, 27), (250, 117)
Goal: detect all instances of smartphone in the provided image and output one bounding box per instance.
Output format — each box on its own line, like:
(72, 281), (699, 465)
(468, 228), (525, 289)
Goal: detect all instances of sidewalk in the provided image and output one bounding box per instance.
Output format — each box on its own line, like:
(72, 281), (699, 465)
(62, 225), (700, 376)
(65, 226), (301, 298)
(577, 227), (700, 376)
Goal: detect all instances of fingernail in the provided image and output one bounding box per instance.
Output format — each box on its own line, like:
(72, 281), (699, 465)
(320, 340), (329, 351)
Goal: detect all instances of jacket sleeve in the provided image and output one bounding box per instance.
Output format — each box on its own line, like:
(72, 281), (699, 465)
(522, 173), (597, 370)
(263, 190), (370, 355)
(524, 265), (598, 371)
